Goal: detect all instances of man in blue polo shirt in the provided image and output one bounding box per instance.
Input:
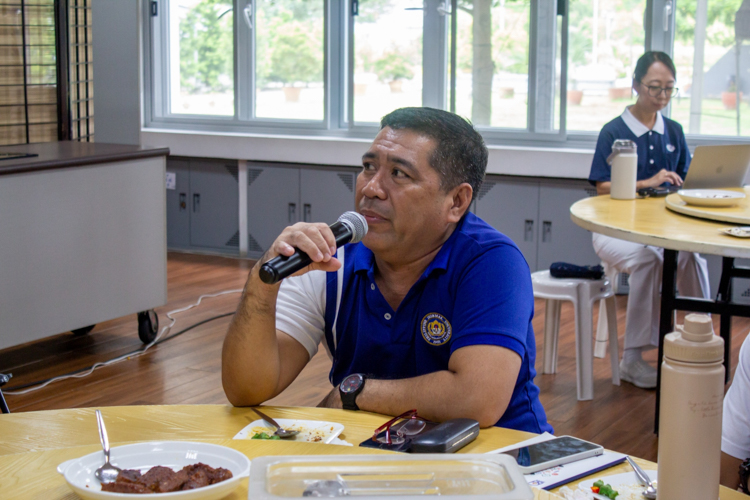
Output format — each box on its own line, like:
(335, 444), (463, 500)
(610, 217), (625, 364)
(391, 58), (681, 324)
(222, 107), (551, 434)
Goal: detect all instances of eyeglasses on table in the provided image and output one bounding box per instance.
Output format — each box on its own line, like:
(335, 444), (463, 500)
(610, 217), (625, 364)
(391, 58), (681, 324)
(372, 409), (427, 445)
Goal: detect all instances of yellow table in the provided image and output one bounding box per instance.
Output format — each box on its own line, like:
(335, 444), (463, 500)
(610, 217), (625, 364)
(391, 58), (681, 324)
(0, 405), (745, 499)
(571, 194), (750, 431)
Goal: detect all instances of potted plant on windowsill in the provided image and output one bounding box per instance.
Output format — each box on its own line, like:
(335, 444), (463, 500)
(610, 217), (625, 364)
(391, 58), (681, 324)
(722, 76), (742, 110)
(567, 81), (583, 105)
(373, 52), (414, 93)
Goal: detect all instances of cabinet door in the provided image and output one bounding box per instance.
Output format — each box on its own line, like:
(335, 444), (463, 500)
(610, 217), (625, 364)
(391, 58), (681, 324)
(474, 178), (540, 271)
(189, 160), (240, 252)
(166, 158), (190, 249)
(247, 166), (300, 258)
(536, 181), (600, 272)
(300, 168), (356, 225)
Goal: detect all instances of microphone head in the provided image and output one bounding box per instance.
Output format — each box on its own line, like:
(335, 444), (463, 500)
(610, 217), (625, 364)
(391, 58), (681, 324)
(337, 211), (368, 243)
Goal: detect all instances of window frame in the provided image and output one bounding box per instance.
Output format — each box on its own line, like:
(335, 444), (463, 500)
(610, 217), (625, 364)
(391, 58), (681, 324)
(142, 0), (750, 147)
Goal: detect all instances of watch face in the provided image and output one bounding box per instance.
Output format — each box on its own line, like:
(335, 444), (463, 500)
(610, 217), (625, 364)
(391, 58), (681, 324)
(340, 374), (362, 394)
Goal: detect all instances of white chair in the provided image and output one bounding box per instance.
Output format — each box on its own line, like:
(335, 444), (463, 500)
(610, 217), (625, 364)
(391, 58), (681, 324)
(531, 270), (620, 401)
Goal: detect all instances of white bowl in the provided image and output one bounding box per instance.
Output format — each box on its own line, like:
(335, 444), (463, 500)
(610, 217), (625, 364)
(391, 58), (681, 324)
(677, 189), (745, 207)
(57, 441), (250, 500)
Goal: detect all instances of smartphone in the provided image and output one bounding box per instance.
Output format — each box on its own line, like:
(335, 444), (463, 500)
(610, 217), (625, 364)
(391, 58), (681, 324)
(500, 435), (604, 473)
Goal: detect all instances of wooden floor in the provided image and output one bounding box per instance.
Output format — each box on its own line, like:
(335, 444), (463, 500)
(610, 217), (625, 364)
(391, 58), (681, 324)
(2, 252), (748, 462)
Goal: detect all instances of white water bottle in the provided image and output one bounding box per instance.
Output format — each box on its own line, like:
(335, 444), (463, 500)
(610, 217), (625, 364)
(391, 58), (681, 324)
(657, 313), (724, 500)
(607, 139), (637, 199)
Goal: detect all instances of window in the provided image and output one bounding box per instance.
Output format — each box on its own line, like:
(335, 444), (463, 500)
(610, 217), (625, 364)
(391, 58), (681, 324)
(169, 0), (234, 116)
(565, 0), (646, 133)
(455, 0), (531, 129)
(353, 0), (424, 123)
(671, 0), (749, 138)
(146, 0), (750, 144)
(255, 1), (325, 120)
(1, 0), (58, 145)
(157, 0), (326, 124)
(0, 0), (94, 146)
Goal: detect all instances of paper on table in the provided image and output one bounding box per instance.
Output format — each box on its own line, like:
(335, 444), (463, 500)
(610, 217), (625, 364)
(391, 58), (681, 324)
(485, 433), (627, 490)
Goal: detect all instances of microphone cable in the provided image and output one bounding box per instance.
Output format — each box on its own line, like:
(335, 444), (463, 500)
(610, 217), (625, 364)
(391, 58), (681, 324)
(3, 289), (242, 395)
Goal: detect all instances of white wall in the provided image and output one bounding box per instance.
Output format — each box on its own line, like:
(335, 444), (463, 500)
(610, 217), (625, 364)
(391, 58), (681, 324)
(141, 129), (595, 179)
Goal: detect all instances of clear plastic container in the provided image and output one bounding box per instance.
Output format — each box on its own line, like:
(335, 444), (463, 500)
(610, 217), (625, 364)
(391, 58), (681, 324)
(247, 454), (534, 499)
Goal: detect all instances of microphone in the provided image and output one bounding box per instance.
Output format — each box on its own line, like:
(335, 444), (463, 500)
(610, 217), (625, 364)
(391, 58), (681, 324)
(259, 211), (368, 285)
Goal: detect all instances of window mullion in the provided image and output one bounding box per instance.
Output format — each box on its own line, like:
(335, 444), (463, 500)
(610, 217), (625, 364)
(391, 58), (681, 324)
(422, 0), (449, 110)
(346, 0), (354, 129)
(327, 0), (346, 130)
(237, 0), (253, 121)
(645, 0), (675, 54)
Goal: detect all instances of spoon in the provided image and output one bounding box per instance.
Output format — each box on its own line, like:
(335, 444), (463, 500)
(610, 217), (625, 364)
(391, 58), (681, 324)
(251, 407), (300, 438)
(94, 409), (121, 483)
(626, 456), (657, 499)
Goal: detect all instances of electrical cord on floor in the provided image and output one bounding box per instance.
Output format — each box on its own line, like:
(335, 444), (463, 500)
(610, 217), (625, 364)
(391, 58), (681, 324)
(3, 289), (242, 395)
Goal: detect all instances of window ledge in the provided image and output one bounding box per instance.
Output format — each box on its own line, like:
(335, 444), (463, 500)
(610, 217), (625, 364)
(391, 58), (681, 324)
(142, 128), (595, 180)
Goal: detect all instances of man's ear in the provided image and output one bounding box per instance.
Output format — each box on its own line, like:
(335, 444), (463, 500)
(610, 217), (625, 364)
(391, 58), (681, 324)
(447, 183), (473, 222)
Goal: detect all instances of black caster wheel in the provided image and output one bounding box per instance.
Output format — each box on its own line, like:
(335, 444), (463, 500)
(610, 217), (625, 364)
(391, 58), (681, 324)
(72, 325), (95, 336)
(137, 310), (159, 344)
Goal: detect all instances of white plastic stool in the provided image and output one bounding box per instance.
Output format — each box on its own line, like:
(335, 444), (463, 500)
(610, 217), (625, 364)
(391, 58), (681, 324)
(531, 270), (620, 401)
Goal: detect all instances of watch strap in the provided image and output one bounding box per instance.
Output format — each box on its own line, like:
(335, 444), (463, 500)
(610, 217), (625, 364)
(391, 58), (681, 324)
(740, 458), (750, 494)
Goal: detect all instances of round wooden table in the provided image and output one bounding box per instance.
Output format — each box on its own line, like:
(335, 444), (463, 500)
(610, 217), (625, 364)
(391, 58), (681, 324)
(571, 194), (750, 259)
(0, 405), (745, 499)
(571, 194), (750, 432)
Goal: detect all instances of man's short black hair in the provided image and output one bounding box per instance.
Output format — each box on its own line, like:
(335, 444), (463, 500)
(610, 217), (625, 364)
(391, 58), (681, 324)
(380, 107), (487, 200)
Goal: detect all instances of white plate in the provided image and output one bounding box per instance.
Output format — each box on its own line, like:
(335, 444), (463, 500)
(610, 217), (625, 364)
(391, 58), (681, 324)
(578, 470), (657, 500)
(56, 441), (250, 500)
(721, 226), (750, 238)
(677, 189), (746, 207)
(234, 418), (344, 444)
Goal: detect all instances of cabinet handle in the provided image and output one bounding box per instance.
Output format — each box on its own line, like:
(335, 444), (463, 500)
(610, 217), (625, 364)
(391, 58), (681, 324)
(193, 193), (200, 213)
(179, 193), (186, 211)
(542, 221), (552, 243)
(303, 204), (311, 222)
(524, 220), (534, 242)
(288, 203), (296, 223)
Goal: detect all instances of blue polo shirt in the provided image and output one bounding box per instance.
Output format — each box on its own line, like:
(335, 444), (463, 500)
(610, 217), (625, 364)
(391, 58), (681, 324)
(589, 107), (691, 186)
(323, 212), (552, 434)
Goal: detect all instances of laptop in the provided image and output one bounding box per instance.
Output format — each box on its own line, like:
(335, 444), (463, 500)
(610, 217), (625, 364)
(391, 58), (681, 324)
(682, 144), (750, 189)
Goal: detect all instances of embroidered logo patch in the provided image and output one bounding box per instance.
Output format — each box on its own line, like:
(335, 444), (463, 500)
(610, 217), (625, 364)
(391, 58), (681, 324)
(666, 144), (676, 152)
(421, 313), (452, 346)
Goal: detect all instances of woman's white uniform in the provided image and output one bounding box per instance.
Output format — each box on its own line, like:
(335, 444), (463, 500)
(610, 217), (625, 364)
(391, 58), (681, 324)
(590, 107), (710, 351)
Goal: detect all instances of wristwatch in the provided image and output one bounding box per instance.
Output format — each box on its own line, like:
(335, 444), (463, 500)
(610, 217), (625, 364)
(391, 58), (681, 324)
(740, 457), (750, 494)
(339, 373), (366, 411)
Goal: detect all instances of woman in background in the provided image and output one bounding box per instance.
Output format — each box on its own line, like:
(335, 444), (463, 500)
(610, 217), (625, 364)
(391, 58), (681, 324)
(588, 51), (710, 389)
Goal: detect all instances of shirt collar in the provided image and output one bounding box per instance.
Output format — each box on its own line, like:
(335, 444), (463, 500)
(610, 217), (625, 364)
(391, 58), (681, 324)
(621, 106), (665, 137)
(350, 215), (467, 277)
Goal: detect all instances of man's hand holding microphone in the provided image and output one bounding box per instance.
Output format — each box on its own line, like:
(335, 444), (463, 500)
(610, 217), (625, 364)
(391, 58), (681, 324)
(258, 212), (368, 285)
